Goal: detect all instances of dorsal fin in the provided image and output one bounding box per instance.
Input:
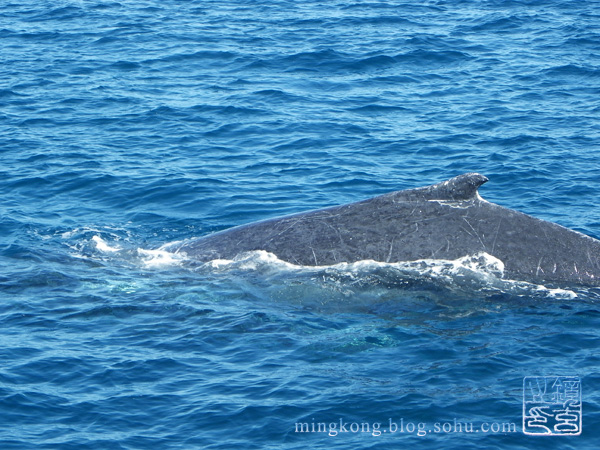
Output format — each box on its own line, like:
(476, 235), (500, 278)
(427, 173), (488, 201)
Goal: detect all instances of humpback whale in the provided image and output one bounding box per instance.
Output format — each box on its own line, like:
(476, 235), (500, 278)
(174, 173), (600, 286)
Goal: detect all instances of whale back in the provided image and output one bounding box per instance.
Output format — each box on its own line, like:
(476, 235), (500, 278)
(175, 173), (600, 285)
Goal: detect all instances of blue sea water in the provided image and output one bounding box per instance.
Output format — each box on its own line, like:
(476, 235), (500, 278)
(2, 0), (600, 448)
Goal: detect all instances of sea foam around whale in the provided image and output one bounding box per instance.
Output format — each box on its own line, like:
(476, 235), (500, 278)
(90, 235), (578, 302)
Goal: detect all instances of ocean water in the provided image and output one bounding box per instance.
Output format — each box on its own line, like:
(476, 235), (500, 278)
(1, 0), (600, 448)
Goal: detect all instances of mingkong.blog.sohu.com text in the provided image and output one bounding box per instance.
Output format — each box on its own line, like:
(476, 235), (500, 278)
(295, 418), (518, 437)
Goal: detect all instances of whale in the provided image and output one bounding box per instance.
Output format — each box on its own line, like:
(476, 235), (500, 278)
(173, 173), (600, 286)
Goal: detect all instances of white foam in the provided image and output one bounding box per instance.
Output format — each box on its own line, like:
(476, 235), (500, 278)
(137, 248), (184, 268)
(92, 235), (121, 253)
(69, 234), (185, 269)
(206, 250), (299, 271)
(530, 284), (577, 300)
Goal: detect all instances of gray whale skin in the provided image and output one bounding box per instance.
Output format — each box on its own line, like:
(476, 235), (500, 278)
(175, 173), (600, 286)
